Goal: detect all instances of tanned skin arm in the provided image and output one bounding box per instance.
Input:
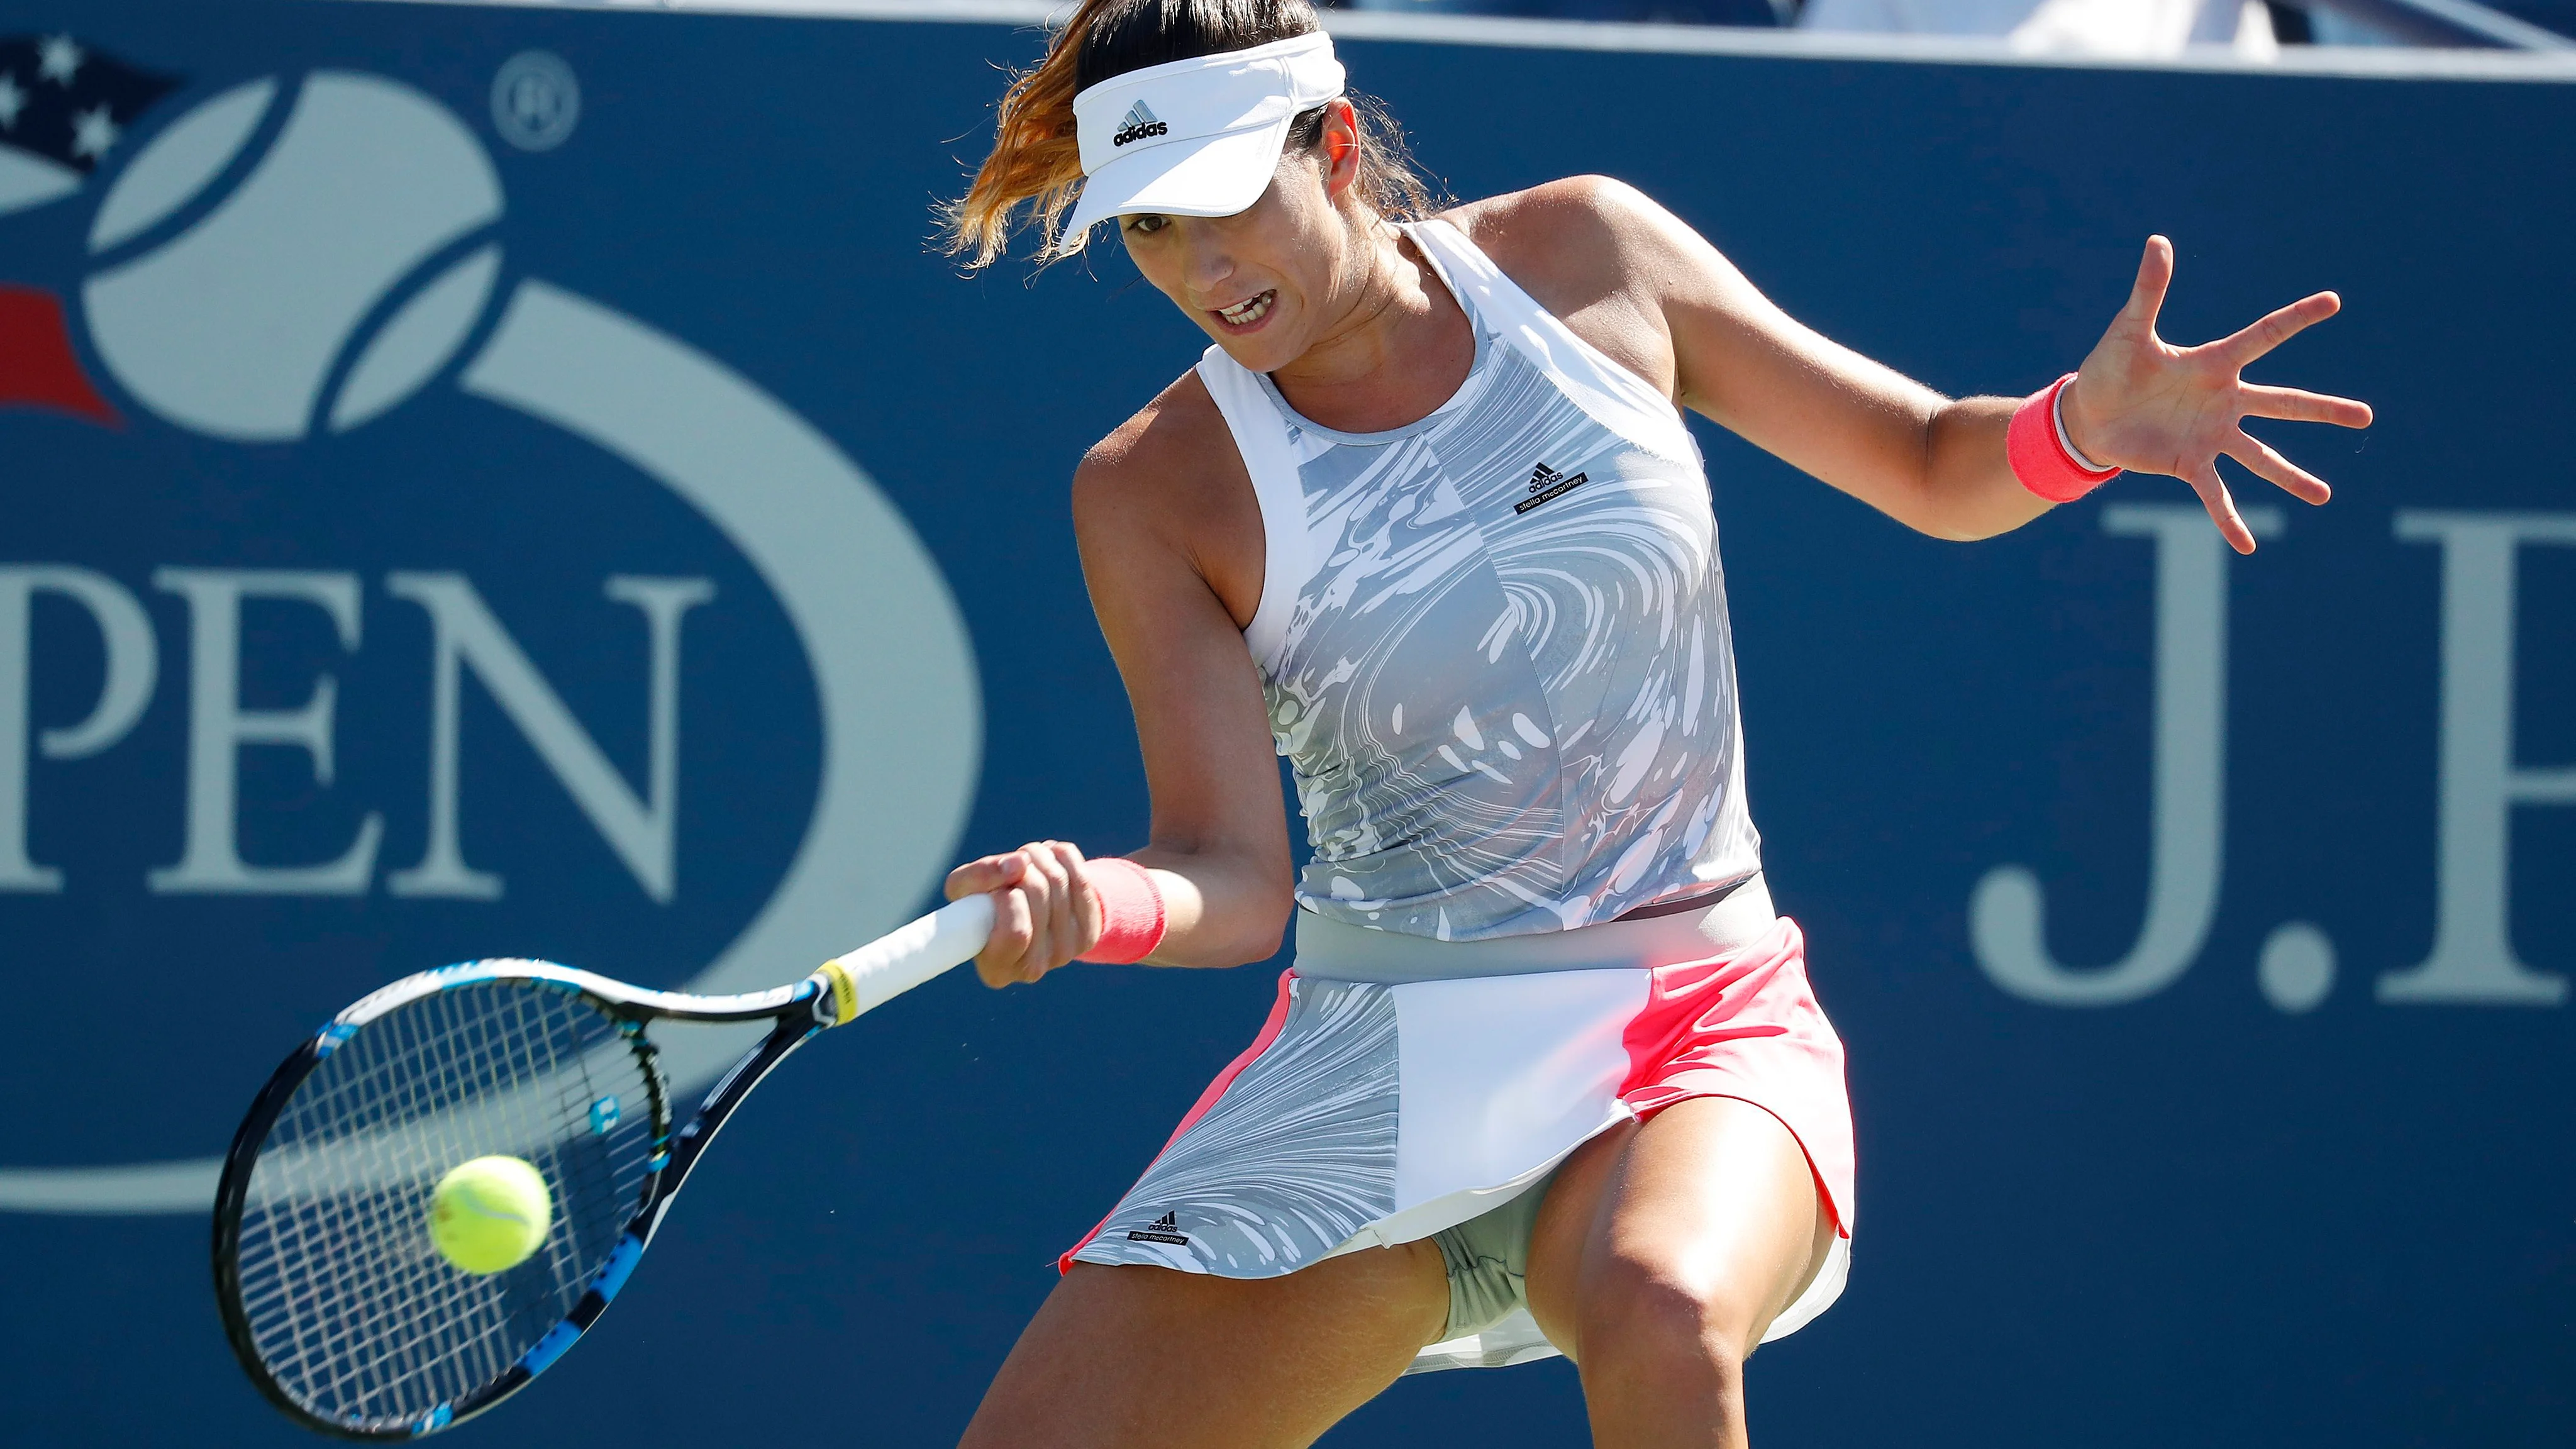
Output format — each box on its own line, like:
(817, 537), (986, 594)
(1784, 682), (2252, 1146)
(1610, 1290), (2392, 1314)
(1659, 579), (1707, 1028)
(1451, 176), (2041, 541)
(1452, 175), (2366, 550)
(945, 373), (1293, 982)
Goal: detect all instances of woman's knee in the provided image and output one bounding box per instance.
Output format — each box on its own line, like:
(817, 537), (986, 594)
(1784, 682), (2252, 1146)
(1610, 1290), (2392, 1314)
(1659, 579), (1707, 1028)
(1572, 1248), (1768, 1382)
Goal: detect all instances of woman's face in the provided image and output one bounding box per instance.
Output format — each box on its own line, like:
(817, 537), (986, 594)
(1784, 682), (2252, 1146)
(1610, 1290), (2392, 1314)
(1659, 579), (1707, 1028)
(1116, 107), (1365, 375)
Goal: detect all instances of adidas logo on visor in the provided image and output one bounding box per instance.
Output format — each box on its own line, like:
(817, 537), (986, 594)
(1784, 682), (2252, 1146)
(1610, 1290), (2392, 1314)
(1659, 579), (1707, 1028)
(1112, 99), (1169, 148)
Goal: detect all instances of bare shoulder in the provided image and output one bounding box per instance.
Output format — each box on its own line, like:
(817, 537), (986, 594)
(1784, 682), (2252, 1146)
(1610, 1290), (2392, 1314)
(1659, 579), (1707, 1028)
(1072, 369), (1264, 626)
(1443, 176), (1701, 310)
(1436, 176), (1704, 396)
(1074, 370), (1240, 533)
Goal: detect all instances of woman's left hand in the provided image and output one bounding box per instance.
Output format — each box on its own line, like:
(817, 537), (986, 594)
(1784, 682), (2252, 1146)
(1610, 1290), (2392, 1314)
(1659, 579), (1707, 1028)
(2060, 235), (2374, 553)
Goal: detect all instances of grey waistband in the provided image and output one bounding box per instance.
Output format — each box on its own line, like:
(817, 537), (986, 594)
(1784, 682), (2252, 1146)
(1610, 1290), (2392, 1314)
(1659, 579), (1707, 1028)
(1293, 875), (1778, 984)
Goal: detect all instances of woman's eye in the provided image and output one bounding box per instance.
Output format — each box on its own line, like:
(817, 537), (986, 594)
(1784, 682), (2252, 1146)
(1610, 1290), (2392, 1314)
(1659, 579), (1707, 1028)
(1123, 214), (1167, 236)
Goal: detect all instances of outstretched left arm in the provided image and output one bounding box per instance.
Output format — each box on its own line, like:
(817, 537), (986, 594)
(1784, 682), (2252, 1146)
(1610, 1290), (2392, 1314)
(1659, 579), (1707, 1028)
(1558, 180), (2373, 550)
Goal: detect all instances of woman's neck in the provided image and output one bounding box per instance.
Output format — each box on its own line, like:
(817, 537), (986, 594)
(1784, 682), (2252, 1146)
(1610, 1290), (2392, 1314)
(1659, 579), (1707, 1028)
(1269, 222), (1474, 434)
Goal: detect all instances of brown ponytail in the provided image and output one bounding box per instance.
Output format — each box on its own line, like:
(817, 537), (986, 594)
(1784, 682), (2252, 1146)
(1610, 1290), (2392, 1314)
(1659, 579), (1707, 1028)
(940, 0), (1443, 270)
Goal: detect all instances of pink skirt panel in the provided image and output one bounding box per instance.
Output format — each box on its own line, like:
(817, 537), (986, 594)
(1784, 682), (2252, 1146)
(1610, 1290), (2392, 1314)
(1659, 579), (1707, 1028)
(1617, 917), (1854, 1236)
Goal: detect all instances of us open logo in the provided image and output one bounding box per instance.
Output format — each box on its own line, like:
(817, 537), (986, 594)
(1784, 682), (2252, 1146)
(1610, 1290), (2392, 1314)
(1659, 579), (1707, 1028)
(0, 60), (982, 1213)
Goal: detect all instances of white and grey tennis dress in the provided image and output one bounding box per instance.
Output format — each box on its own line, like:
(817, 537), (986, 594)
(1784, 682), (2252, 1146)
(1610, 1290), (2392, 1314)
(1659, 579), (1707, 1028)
(1064, 219), (1856, 1372)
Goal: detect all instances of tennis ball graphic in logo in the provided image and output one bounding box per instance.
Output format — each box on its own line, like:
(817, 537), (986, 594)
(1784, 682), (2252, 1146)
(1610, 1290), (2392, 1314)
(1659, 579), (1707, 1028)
(428, 1155), (553, 1275)
(82, 71), (505, 440)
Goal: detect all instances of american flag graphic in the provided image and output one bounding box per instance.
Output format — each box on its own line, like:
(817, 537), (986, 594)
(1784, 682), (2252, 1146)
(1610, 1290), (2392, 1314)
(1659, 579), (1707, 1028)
(0, 33), (184, 426)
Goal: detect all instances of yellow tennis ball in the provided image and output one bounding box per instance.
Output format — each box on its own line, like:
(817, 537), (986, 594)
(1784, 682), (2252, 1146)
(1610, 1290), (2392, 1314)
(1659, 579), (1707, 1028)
(428, 1155), (553, 1274)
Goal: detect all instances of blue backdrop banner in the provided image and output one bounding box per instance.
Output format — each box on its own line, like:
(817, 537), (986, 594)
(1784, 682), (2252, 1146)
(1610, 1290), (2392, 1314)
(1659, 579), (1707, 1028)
(0, 3), (2568, 1445)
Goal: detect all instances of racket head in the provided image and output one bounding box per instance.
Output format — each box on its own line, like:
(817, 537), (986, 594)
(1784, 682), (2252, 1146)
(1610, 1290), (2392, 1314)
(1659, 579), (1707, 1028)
(213, 962), (674, 1439)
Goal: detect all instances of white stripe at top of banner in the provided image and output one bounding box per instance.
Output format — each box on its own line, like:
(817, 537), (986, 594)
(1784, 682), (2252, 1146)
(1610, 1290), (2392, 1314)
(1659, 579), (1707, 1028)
(321, 0), (2576, 79)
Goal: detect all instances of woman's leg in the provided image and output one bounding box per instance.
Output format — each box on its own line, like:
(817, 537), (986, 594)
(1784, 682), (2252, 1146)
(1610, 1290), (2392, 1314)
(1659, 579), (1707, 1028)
(1521, 1096), (1837, 1449)
(958, 1238), (1450, 1449)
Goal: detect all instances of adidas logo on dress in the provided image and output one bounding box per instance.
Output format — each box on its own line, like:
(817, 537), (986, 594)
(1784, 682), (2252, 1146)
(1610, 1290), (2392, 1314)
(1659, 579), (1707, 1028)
(1125, 1210), (1191, 1245)
(1514, 461), (1589, 514)
(1112, 100), (1169, 147)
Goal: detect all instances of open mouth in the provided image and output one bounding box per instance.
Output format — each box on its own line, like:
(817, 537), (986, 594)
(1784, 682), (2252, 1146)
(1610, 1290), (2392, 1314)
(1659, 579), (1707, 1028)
(1213, 290), (1275, 330)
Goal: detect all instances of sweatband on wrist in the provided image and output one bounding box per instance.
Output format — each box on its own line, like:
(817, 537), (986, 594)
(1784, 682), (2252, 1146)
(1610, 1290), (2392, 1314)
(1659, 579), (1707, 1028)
(2009, 374), (2121, 504)
(1075, 857), (1167, 964)
(2052, 380), (2111, 474)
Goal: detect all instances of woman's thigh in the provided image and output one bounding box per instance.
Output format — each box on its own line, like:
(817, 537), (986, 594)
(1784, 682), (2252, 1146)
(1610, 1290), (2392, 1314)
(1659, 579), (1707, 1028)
(1521, 1094), (1835, 1364)
(958, 1240), (1450, 1449)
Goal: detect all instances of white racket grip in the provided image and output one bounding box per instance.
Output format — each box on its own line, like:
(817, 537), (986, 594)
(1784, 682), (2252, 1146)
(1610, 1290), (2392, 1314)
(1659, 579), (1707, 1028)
(814, 894), (995, 1026)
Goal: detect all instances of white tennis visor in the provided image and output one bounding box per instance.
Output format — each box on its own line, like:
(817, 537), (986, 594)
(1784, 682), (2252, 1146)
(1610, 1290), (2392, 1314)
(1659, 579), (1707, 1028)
(1065, 32), (1347, 236)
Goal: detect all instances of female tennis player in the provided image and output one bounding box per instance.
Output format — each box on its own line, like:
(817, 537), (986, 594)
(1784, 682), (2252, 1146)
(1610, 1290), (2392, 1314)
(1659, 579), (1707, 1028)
(937, 2), (2368, 1443)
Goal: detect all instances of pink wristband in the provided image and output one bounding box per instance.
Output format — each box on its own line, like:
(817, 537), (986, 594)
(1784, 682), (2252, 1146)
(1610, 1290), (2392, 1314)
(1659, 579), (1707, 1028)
(1075, 857), (1167, 964)
(2008, 374), (2121, 504)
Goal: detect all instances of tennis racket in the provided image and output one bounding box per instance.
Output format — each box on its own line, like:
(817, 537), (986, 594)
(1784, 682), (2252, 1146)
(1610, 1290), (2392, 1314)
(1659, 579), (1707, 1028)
(211, 894), (996, 1440)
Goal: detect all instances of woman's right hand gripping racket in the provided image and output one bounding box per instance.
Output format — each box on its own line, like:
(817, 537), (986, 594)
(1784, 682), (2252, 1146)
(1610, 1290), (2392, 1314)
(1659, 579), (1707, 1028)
(211, 895), (995, 1439)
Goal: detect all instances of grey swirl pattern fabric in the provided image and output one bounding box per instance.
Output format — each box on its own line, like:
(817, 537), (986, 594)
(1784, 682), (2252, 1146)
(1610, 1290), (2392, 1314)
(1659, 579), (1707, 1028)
(1072, 977), (1399, 1276)
(1250, 226), (1760, 940)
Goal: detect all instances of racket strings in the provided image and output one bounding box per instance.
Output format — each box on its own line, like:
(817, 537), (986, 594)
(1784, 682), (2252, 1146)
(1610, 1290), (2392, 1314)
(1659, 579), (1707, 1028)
(231, 981), (662, 1429)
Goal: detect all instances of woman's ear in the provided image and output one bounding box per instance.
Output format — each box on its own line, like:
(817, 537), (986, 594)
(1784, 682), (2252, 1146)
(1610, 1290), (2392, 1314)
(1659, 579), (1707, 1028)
(1321, 98), (1361, 197)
